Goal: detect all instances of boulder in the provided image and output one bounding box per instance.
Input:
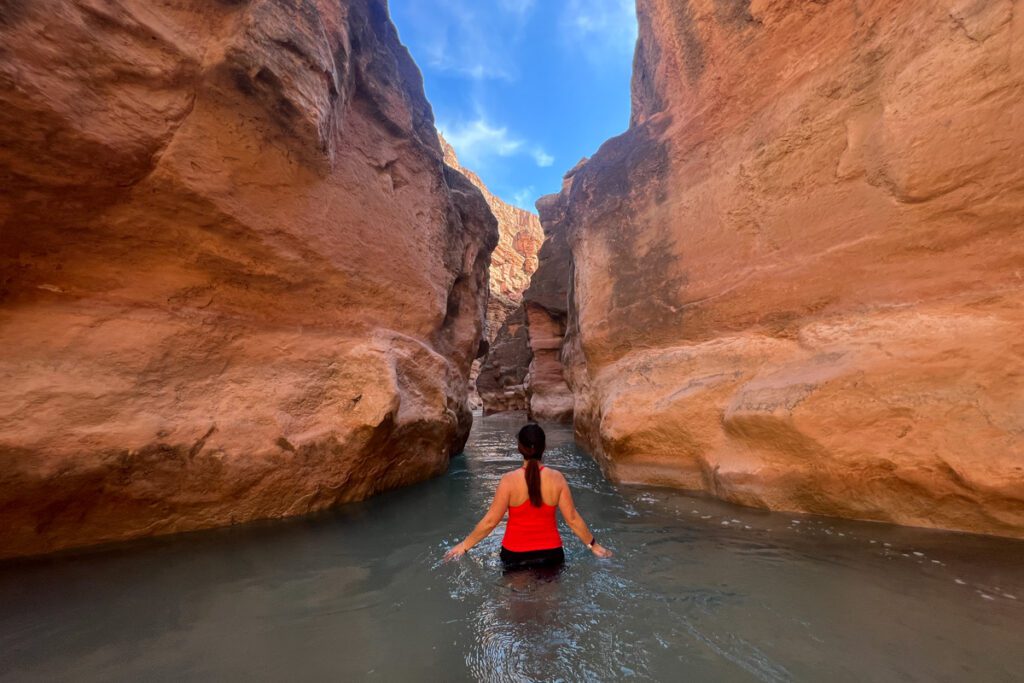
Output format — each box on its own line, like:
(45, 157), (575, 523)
(0, 0), (497, 558)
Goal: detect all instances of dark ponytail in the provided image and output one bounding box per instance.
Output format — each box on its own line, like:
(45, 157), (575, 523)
(518, 424), (546, 507)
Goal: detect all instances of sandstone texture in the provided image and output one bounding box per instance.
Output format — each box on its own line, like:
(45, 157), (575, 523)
(439, 135), (544, 412)
(476, 165), (580, 421)
(560, 0), (1024, 537)
(439, 134), (543, 342)
(521, 169), (578, 422)
(475, 305), (532, 413)
(0, 0), (497, 559)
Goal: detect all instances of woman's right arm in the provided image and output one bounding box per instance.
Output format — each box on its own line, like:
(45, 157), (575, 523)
(444, 475), (511, 561)
(556, 476), (613, 558)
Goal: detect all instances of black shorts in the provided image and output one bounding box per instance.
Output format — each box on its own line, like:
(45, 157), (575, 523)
(500, 546), (565, 570)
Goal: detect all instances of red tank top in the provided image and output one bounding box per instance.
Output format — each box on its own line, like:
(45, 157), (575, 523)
(501, 466), (562, 552)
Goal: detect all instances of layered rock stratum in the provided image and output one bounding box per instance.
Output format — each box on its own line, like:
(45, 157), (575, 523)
(439, 135), (544, 411)
(476, 305), (533, 414)
(476, 161), (579, 423)
(0, 0), (497, 559)
(555, 0), (1024, 537)
(439, 135), (543, 341)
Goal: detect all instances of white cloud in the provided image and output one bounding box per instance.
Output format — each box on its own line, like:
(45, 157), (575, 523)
(441, 119), (523, 165)
(499, 0), (536, 19)
(532, 148), (555, 167)
(511, 186), (537, 210)
(398, 0), (537, 82)
(421, 34), (514, 81)
(441, 116), (553, 170)
(561, 0), (638, 62)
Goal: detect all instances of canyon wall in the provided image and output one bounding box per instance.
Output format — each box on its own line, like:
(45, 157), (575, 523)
(439, 135), (543, 345)
(560, 0), (1024, 537)
(438, 136), (546, 413)
(476, 165), (579, 421)
(0, 0), (497, 559)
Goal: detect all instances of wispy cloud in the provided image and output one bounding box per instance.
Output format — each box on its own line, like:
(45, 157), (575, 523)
(442, 119), (523, 160)
(532, 149), (554, 167)
(421, 32), (515, 82)
(511, 186), (537, 210)
(441, 115), (554, 170)
(561, 0), (638, 62)
(499, 0), (536, 19)
(399, 0), (539, 82)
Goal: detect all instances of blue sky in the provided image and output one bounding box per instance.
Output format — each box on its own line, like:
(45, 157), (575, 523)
(389, 0), (637, 212)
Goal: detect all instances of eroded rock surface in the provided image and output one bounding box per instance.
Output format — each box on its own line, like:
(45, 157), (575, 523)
(521, 170), (578, 422)
(439, 135), (544, 412)
(475, 305), (532, 413)
(476, 165), (579, 421)
(0, 0), (497, 559)
(560, 0), (1024, 537)
(439, 134), (543, 341)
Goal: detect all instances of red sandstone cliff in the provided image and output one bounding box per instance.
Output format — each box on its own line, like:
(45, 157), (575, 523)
(0, 0), (497, 559)
(559, 0), (1024, 537)
(439, 135), (543, 340)
(475, 164), (578, 421)
(475, 305), (532, 413)
(439, 134), (544, 411)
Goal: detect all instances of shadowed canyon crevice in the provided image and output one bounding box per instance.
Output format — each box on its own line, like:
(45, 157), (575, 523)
(0, 0), (498, 559)
(487, 0), (1024, 539)
(437, 135), (544, 412)
(476, 166), (580, 423)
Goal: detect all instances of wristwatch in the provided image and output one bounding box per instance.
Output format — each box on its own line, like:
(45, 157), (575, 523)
(586, 537), (595, 549)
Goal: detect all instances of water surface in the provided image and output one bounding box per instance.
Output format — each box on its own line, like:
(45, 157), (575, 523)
(1, 413), (1022, 681)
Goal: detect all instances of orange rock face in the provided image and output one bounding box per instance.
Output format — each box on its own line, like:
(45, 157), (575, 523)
(439, 135), (544, 411)
(520, 169), (580, 422)
(439, 134), (543, 339)
(475, 305), (532, 413)
(0, 0), (497, 559)
(477, 166), (578, 421)
(560, 0), (1024, 537)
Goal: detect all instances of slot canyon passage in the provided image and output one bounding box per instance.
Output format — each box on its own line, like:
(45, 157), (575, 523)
(0, 0), (1023, 680)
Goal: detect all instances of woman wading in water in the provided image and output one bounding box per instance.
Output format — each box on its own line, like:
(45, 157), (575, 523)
(444, 424), (613, 569)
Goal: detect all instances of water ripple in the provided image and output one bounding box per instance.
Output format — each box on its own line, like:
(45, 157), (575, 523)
(0, 413), (1021, 682)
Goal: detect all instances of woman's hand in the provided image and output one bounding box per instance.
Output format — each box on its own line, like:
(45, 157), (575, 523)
(444, 542), (467, 562)
(590, 543), (613, 558)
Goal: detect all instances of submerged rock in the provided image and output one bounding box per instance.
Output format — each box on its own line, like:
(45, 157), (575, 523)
(0, 0), (497, 559)
(559, 0), (1024, 537)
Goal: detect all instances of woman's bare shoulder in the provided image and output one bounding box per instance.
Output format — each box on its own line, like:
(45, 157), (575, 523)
(501, 469), (524, 481)
(542, 466), (566, 481)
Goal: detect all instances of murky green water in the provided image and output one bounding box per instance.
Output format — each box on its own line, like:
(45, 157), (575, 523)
(1, 413), (1022, 682)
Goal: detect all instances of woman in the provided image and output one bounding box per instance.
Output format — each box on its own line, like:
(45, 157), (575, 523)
(444, 423), (613, 569)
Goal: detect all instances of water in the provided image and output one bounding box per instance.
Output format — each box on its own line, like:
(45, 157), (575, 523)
(1, 413), (1022, 682)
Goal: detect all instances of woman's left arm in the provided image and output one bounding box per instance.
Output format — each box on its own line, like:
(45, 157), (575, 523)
(444, 476), (510, 561)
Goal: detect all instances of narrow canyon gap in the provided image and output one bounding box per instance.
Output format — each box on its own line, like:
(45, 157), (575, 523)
(486, 0), (1024, 538)
(438, 136), (545, 414)
(0, 0), (498, 559)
